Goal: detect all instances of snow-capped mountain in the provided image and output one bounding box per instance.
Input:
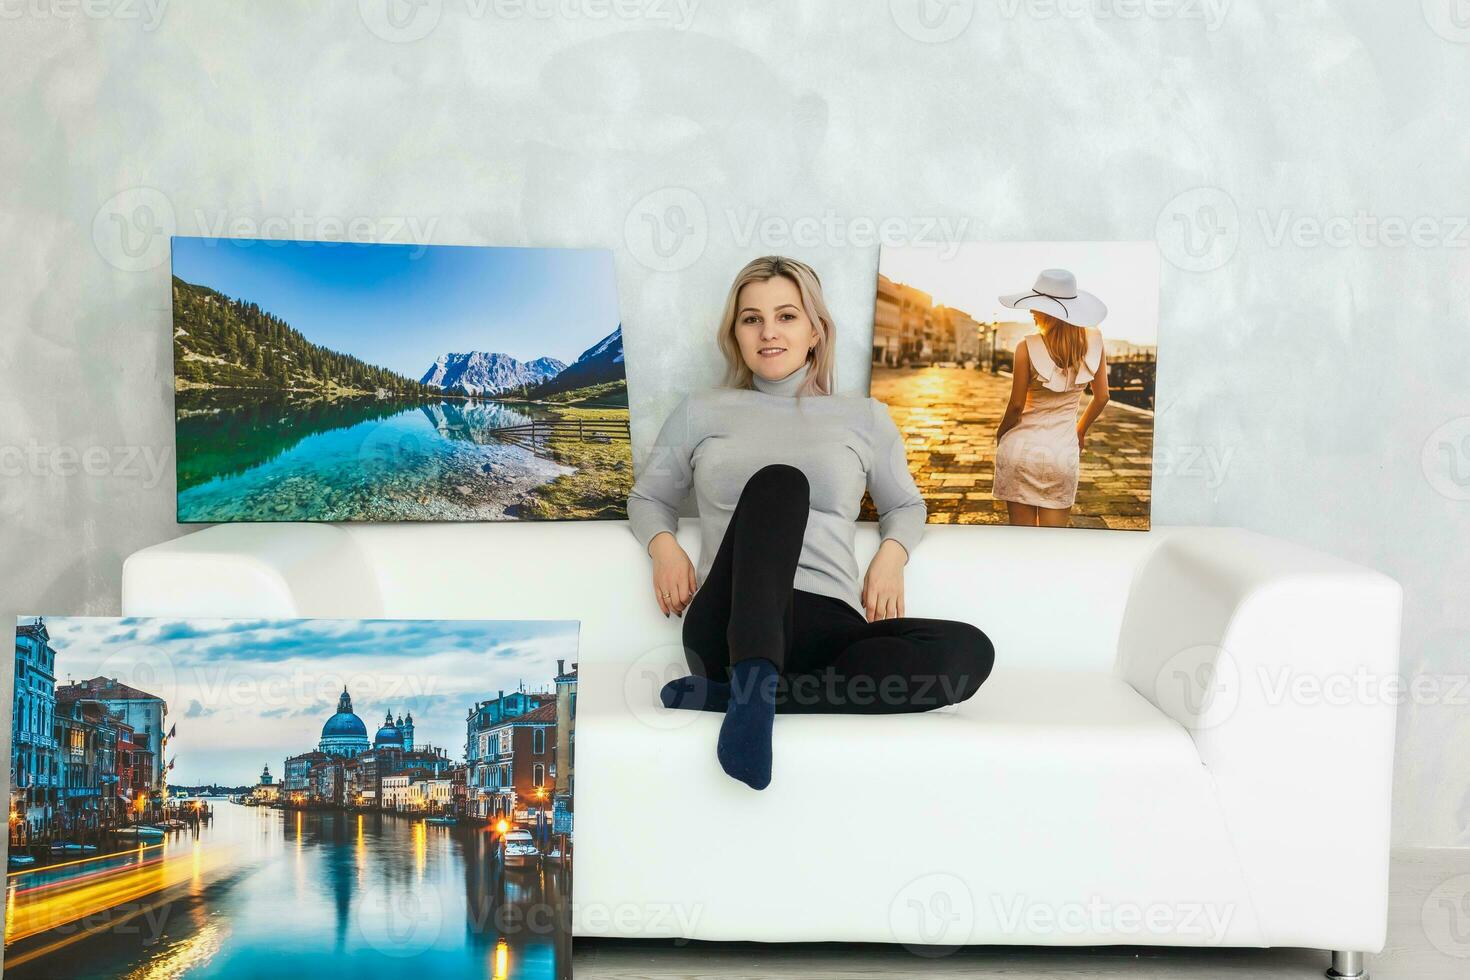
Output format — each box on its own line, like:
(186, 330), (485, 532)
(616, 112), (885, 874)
(420, 351), (566, 396)
(577, 327), (623, 366)
(527, 326), (625, 397)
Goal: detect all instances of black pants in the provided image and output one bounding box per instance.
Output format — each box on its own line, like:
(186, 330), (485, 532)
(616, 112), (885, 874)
(681, 464), (995, 714)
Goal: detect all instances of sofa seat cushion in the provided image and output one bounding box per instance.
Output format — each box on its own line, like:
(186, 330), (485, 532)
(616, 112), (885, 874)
(573, 665), (1263, 946)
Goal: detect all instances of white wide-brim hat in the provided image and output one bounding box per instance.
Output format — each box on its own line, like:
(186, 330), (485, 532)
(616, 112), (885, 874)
(999, 269), (1107, 328)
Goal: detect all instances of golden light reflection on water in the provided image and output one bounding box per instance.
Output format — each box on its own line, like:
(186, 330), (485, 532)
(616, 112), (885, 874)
(493, 938), (510, 980)
(356, 814), (366, 882)
(5, 804), (567, 978)
(121, 919), (228, 980)
(293, 809), (305, 903)
(3, 841), (237, 970)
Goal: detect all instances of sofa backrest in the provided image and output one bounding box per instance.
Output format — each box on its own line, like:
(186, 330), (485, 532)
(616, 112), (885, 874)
(342, 519), (1163, 674)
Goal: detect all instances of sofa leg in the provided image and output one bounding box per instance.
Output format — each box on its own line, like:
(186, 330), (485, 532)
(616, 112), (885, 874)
(1326, 950), (1366, 979)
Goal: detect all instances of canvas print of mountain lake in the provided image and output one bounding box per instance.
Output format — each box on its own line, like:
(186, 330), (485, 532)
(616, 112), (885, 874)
(171, 237), (632, 522)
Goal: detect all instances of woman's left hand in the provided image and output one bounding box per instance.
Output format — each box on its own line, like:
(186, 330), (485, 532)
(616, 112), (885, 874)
(862, 539), (908, 621)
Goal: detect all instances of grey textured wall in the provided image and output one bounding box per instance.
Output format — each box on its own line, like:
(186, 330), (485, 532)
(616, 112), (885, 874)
(2, 2), (1467, 846)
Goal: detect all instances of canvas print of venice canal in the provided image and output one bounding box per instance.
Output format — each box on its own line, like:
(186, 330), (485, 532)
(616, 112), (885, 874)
(171, 236), (630, 522)
(6, 616), (579, 979)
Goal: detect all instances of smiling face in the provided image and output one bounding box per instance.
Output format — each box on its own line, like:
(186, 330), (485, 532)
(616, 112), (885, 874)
(733, 275), (820, 382)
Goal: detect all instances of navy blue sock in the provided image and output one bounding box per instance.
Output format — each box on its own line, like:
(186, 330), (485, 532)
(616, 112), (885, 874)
(717, 657), (778, 790)
(659, 675), (731, 712)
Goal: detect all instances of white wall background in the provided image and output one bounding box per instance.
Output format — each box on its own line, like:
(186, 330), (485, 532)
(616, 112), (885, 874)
(1, 2), (1467, 847)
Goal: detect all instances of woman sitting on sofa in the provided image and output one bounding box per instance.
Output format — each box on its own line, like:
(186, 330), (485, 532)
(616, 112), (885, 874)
(626, 255), (995, 791)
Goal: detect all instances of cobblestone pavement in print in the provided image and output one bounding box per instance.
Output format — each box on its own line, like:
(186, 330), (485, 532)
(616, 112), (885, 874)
(862, 365), (1153, 530)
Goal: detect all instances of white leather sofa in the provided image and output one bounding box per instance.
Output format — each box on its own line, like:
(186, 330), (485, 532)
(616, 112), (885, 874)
(122, 521), (1401, 978)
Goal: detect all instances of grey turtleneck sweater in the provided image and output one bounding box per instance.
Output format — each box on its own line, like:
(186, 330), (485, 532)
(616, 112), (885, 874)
(626, 361), (927, 616)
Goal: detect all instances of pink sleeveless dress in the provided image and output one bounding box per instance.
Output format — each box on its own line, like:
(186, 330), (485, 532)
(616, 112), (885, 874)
(993, 328), (1105, 509)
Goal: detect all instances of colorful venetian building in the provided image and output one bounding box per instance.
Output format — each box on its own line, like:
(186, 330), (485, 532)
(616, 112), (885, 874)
(554, 660), (577, 816)
(11, 617), (59, 834)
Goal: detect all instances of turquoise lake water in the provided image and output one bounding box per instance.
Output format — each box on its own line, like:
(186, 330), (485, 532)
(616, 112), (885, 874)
(175, 393), (572, 522)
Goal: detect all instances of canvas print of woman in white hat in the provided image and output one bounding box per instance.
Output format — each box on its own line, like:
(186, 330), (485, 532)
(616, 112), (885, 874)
(993, 269), (1110, 527)
(867, 241), (1157, 531)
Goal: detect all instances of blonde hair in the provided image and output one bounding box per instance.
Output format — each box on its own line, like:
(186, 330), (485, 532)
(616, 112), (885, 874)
(716, 256), (835, 397)
(1033, 312), (1089, 370)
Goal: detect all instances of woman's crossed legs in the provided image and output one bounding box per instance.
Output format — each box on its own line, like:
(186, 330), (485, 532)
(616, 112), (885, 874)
(661, 464), (995, 787)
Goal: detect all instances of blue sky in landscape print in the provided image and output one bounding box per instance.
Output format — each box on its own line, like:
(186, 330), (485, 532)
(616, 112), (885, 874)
(171, 237), (621, 377)
(35, 617), (579, 788)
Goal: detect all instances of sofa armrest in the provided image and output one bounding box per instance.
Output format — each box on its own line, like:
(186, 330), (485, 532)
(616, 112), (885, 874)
(121, 523), (384, 619)
(1116, 526), (1403, 951)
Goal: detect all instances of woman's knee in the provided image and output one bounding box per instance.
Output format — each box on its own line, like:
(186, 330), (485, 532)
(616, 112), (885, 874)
(743, 463), (809, 500)
(942, 622), (995, 705)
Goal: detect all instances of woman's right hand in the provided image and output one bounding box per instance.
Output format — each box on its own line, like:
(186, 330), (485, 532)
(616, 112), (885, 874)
(648, 532), (697, 618)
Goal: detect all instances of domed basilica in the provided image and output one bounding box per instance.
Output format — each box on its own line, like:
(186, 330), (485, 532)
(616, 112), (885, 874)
(318, 687), (415, 758)
(374, 709), (415, 751)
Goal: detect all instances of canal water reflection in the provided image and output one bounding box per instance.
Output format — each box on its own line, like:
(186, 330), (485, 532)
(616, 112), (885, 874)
(5, 801), (570, 979)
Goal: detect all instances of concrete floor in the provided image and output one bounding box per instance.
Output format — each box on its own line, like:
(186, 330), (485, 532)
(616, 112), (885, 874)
(573, 848), (1470, 979)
